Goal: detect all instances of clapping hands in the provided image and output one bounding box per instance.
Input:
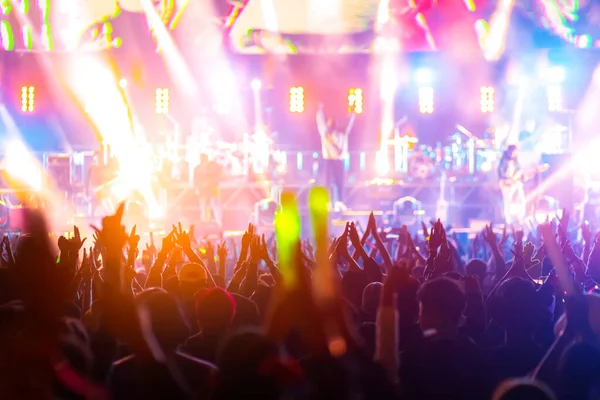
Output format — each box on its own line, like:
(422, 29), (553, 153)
(429, 219), (447, 251)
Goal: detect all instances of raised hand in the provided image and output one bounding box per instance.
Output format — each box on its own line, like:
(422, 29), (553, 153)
(100, 203), (128, 251)
(366, 212), (377, 237)
(510, 224), (524, 243)
(482, 224), (497, 248)
(557, 209), (570, 244)
(523, 242), (537, 266)
(91, 228), (103, 253)
(303, 240), (315, 259)
(249, 235), (262, 263)
(80, 247), (92, 280)
(533, 243), (546, 262)
(217, 241), (228, 262)
(259, 234), (273, 264)
(203, 240), (215, 260)
(144, 240), (157, 260)
(172, 223), (191, 250)
(240, 223), (254, 259)
(1, 235), (15, 268)
(128, 225), (140, 250)
(335, 227), (351, 260)
(561, 240), (577, 261)
(510, 240), (524, 261)
(433, 241), (452, 276)
(429, 219), (446, 251)
(189, 225), (197, 244)
(421, 221), (430, 240)
(499, 224), (508, 246)
(347, 221), (362, 249)
(72, 226), (87, 252)
(582, 223), (594, 244)
(558, 208), (570, 230)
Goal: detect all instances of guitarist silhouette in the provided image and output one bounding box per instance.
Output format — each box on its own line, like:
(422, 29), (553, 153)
(498, 145), (525, 225)
(498, 145), (549, 226)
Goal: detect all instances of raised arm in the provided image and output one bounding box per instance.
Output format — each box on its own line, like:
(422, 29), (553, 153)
(316, 104), (327, 136)
(345, 112), (355, 136)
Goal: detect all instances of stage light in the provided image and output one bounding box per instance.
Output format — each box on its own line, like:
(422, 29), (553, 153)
(289, 86), (304, 113)
(547, 66), (566, 83)
(155, 88), (170, 114)
(119, 78), (128, 88)
(547, 85), (562, 111)
(415, 68), (434, 85)
(480, 86), (494, 113)
(21, 86), (35, 113)
(418, 87), (434, 114)
(251, 79), (262, 90)
(348, 88), (363, 114)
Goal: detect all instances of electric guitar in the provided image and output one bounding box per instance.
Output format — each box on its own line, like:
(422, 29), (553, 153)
(499, 163), (550, 190)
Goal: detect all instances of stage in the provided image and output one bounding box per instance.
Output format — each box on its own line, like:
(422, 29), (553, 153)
(165, 177), (503, 232)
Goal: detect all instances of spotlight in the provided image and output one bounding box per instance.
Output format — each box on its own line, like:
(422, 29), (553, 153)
(155, 88), (170, 114)
(289, 86), (304, 113)
(251, 79), (262, 90)
(119, 78), (128, 88)
(21, 86), (35, 113)
(415, 68), (434, 85)
(348, 88), (363, 114)
(480, 86), (494, 113)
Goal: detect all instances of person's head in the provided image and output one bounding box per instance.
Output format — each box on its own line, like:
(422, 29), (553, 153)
(492, 378), (556, 400)
(251, 283), (274, 318)
(396, 276), (420, 327)
(466, 259), (487, 285)
(195, 288), (236, 334)
(216, 329), (289, 400)
(135, 288), (190, 352)
(491, 277), (540, 334)
(341, 271), (371, 311)
(178, 263), (208, 298)
(417, 277), (466, 334)
(558, 341), (600, 400)
(507, 144), (518, 159)
(361, 282), (383, 321)
(230, 293), (261, 328)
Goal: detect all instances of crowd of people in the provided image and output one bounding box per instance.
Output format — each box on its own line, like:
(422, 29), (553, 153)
(0, 201), (599, 400)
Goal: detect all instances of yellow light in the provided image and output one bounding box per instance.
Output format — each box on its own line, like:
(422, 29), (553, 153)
(480, 86), (494, 113)
(348, 88), (363, 114)
(20, 86), (35, 113)
(289, 86), (305, 113)
(155, 88), (170, 114)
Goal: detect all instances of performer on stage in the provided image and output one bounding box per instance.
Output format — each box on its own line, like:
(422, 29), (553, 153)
(87, 151), (119, 216)
(498, 144), (526, 225)
(194, 153), (223, 228)
(316, 104), (355, 211)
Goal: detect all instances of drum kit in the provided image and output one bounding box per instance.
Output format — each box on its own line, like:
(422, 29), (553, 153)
(401, 125), (497, 179)
(201, 133), (280, 178)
